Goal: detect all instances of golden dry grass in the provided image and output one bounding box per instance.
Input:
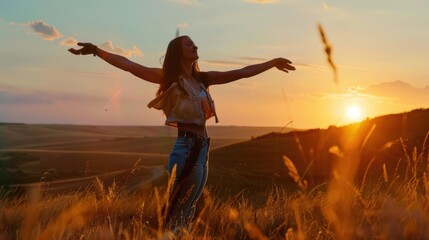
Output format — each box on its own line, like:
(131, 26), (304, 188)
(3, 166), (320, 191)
(1, 130), (429, 239)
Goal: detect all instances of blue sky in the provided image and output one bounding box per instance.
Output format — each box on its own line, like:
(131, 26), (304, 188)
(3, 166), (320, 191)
(1, 0), (428, 128)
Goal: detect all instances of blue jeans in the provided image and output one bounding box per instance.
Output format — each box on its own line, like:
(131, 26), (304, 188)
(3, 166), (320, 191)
(167, 136), (210, 230)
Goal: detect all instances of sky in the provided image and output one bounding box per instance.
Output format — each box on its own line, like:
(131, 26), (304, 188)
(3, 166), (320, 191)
(1, 0), (428, 129)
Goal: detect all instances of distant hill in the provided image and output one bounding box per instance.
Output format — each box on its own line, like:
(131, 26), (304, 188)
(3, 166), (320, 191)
(0, 124), (292, 186)
(208, 108), (429, 194)
(0, 124), (291, 139)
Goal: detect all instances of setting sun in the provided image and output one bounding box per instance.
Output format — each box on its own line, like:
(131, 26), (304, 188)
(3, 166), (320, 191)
(346, 105), (363, 121)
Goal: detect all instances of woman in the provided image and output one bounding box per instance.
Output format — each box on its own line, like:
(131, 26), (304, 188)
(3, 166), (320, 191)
(69, 35), (295, 231)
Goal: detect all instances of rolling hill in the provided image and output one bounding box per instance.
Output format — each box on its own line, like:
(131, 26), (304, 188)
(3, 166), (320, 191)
(0, 124), (291, 187)
(2, 109), (429, 197)
(208, 108), (429, 194)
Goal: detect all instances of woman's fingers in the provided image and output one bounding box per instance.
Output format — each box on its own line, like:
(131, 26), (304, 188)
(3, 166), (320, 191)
(68, 48), (81, 55)
(275, 58), (295, 72)
(275, 59), (295, 72)
(77, 42), (91, 47)
(68, 42), (96, 55)
(286, 64), (296, 71)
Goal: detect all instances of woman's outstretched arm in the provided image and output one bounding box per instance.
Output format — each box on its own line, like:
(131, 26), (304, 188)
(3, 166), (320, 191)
(69, 42), (162, 84)
(204, 58), (295, 86)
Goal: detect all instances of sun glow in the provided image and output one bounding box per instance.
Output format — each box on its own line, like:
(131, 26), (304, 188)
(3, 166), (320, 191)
(346, 105), (363, 121)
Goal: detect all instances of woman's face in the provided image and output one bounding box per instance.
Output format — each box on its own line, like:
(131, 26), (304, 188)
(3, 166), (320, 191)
(181, 36), (199, 62)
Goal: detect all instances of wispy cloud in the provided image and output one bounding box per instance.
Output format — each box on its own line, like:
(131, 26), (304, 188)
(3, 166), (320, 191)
(0, 90), (54, 104)
(258, 44), (287, 50)
(177, 22), (188, 28)
(203, 58), (332, 72)
(315, 91), (389, 102)
(12, 66), (124, 80)
(25, 20), (63, 41)
(244, 0), (280, 4)
(317, 1), (344, 14)
(355, 80), (429, 105)
(293, 63), (329, 72)
(321, 1), (339, 11)
(233, 81), (262, 89)
(0, 83), (102, 105)
(203, 57), (275, 67)
(0, 83), (53, 105)
(60, 37), (78, 46)
(172, 0), (202, 5)
(201, 60), (245, 67)
(99, 41), (143, 58)
(244, 58), (330, 72)
(239, 57), (268, 62)
(313, 80), (429, 106)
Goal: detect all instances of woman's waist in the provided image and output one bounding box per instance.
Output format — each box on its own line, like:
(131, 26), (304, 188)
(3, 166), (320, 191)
(177, 123), (208, 138)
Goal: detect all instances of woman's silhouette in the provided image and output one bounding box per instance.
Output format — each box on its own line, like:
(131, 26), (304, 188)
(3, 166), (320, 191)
(69, 35), (295, 232)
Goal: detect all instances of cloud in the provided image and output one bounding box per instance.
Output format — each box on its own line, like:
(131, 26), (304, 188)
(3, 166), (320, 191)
(319, 1), (346, 16)
(177, 22), (188, 28)
(233, 81), (262, 89)
(314, 81), (429, 106)
(316, 91), (388, 102)
(239, 57), (268, 62)
(322, 1), (339, 11)
(0, 83), (56, 105)
(99, 41), (143, 58)
(0, 84), (103, 105)
(202, 58), (330, 72)
(356, 80), (429, 105)
(202, 57), (269, 67)
(286, 62), (331, 72)
(258, 44), (288, 50)
(26, 20), (63, 41)
(60, 37), (78, 46)
(201, 60), (245, 67)
(172, 0), (202, 5)
(244, 0), (280, 3)
(0, 90), (54, 104)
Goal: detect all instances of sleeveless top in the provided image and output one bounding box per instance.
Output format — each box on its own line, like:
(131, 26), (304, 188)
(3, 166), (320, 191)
(147, 76), (218, 127)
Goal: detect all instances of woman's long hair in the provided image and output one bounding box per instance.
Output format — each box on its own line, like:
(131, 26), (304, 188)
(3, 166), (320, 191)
(157, 35), (205, 96)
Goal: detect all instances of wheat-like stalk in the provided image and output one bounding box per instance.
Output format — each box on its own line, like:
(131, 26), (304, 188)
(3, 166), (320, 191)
(283, 156), (308, 191)
(383, 164), (389, 183)
(244, 222), (268, 240)
(318, 24), (338, 84)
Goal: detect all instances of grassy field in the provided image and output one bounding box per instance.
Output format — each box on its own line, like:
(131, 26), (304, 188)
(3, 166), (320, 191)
(1, 129), (429, 239)
(1, 111), (429, 239)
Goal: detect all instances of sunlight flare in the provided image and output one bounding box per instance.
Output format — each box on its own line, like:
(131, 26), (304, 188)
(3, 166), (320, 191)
(345, 105), (363, 121)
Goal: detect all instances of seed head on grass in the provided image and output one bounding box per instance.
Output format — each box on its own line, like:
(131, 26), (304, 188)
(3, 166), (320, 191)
(383, 164), (389, 183)
(283, 156), (308, 191)
(318, 24), (338, 84)
(244, 222), (268, 240)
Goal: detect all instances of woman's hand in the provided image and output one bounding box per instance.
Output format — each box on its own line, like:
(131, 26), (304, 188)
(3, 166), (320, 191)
(273, 58), (295, 73)
(68, 42), (97, 56)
